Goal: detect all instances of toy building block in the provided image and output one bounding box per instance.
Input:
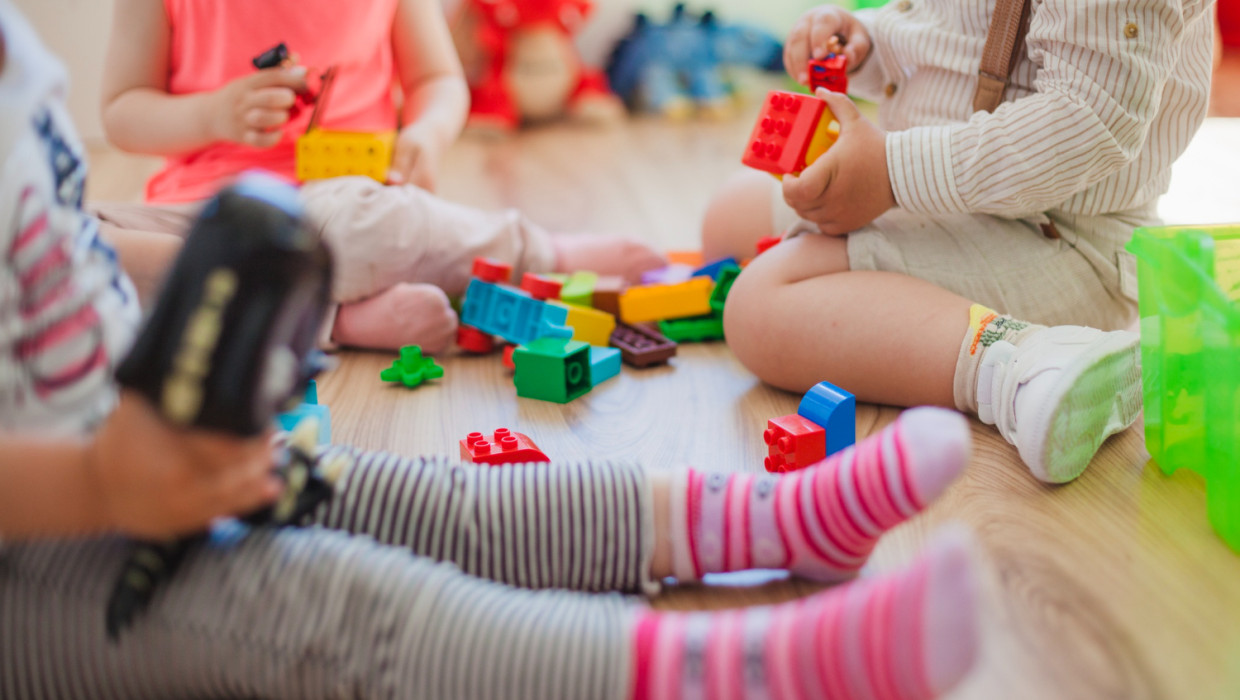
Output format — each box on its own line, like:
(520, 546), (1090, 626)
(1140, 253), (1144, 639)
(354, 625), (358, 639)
(457, 324), (496, 354)
(296, 130), (396, 183)
(741, 91), (839, 177)
(520, 272), (562, 301)
(589, 346), (622, 385)
(460, 428), (549, 465)
(808, 54), (848, 94)
(379, 345), (445, 388)
(610, 323), (677, 368)
(797, 380), (856, 456)
(461, 278), (573, 346)
(709, 264), (742, 313)
(659, 314), (724, 343)
(501, 344), (517, 371)
(591, 275), (626, 316)
(666, 250), (706, 267)
(641, 263), (697, 285)
(619, 276), (714, 324)
(561, 303), (617, 347)
(755, 235), (782, 256)
(559, 271), (598, 307)
(764, 414), (827, 473)
(472, 257), (513, 284)
(276, 379), (332, 445)
(512, 337), (593, 403)
(692, 257), (739, 281)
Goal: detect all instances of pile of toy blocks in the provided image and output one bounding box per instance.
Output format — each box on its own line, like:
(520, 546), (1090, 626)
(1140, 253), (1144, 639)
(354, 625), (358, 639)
(455, 251), (753, 403)
(763, 380), (856, 472)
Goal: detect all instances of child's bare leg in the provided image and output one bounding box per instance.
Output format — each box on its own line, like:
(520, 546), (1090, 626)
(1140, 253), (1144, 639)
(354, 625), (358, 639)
(701, 170), (781, 262)
(331, 283), (459, 353)
(550, 234), (667, 284)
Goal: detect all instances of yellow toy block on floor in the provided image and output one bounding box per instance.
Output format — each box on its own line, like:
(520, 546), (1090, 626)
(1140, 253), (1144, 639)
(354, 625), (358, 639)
(619, 276), (713, 324)
(296, 130), (396, 183)
(559, 303), (616, 347)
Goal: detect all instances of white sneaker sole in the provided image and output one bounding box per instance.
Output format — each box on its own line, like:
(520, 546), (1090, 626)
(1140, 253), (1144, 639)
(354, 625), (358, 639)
(1030, 333), (1143, 483)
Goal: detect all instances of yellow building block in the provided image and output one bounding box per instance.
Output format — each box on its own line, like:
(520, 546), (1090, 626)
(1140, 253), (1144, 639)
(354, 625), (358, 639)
(295, 130), (396, 183)
(618, 276), (713, 324)
(559, 303), (616, 347)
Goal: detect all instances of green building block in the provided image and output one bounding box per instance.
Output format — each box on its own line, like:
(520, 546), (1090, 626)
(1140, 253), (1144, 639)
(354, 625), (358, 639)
(513, 337), (593, 403)
(1128, 224), (1240, 553)
(709, 263), (742, 313)
(559, 271), (599, 307)
(380, 345), (444, 388)
(659, 313), (725, 342)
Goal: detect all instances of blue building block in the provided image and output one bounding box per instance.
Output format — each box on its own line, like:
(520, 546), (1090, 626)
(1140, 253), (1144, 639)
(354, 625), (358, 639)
(797, 380), (855, 457)
(276, 379), (331, 445)
(589, 346), (622, 385)
(461, 278), (572, 345)
(692, 257), (739, 281)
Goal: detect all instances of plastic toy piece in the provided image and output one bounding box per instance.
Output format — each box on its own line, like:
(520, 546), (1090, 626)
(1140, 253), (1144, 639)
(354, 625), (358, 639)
(692, 257), (739, 281)
(641, 263), (697, 285)
(797, 380), (856, 457)
(253, 42), (293, 69)
(709, 264), (742, 313)
(666, 250), (705, 267)
(380, 345), (445, 388)
(276, 379), (332, 445)
(460, 428), (549, 465)
(472, 257), (513, 284)
(561, 303), (617, 346)
(559, 271), (598, 307)
(808, 54), (848, 94)
(755, 235), (782, 256)
(610, 322), (677, 368)
(589, 346), (622, 385)
(502, 344), (517, 371)
(764, 414), (827, 473)
(512, 337), (593, 403)
(619, 276), (714, 324)
(457, 324), (496, 354)
(742, 91), (839, 177)
(591, 275), (626, 316)
(296, 129), (395, 183)
(520, 272), (563, 300)
(658, 314), (724, 342)
(1127, 224), (1240, 552)
(461, 278), (573, 346)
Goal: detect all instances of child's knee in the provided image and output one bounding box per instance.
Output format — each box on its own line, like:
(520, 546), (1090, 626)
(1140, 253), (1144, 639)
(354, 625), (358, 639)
(701, 170), (777, 260)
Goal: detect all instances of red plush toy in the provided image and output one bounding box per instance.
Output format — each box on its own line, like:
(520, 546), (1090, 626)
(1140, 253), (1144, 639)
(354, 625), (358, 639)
(453, 0), (624, 130)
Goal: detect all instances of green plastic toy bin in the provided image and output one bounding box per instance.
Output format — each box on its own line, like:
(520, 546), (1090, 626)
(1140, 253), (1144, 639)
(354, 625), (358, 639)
(1127, 224), (1240, 552)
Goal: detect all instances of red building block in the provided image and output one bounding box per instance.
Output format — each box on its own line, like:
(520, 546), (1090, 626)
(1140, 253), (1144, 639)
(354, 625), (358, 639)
(520, 272), (563, 301)
(808, 54), (848, 94)
(741, 91), (838, 177)
(764, 414), (826, 473)
(472, 257), (513, 284)
(460, 428), (550, 465)
(457, 324), (496, 353)
(501, 344), (516, 371)
(755, 235), (782, 256)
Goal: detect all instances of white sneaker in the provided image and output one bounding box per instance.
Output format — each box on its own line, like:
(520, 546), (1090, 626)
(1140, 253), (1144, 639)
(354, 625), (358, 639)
(976, 326), (1143, 483)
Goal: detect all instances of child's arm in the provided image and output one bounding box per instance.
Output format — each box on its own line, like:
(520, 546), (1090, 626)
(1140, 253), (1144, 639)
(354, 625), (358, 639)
(100, 0), (306, 155)
(386, 0), (470, 191)
(0, 392), (280, 541)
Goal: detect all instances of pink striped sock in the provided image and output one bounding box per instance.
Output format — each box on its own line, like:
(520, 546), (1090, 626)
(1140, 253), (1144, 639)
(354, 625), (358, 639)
(631, 528), (980, 700)
(670, 407), (970, 582)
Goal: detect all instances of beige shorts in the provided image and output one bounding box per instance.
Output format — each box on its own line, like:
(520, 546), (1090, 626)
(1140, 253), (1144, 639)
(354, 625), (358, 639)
(772, 189), (1155, 331)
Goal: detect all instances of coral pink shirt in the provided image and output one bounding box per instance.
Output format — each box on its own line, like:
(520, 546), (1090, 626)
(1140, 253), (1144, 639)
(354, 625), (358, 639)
(147, 0), (398, 203)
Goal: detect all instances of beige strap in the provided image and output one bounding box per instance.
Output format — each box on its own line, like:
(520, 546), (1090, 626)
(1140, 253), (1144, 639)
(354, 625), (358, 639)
(973, 0), (1032, 113)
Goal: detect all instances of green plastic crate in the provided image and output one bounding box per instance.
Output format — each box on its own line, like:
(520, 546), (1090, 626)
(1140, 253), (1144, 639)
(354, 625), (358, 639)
(1127, 224), (1240, 552)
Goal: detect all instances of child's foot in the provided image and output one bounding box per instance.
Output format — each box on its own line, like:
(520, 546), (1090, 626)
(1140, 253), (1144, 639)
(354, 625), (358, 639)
(551, 233), (667, 284)
(331, 283), (459, 353)
(670, 407), (970, 583)
(632, 526), (981, 700)
(977, 325), (1142, 483)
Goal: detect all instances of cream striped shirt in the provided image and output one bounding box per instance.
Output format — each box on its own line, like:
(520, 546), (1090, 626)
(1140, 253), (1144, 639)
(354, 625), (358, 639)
(851, 0), (1216, 218)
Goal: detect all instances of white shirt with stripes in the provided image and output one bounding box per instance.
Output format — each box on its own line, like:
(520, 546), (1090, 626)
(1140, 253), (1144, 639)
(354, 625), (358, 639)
(851, 0), (1215, 219)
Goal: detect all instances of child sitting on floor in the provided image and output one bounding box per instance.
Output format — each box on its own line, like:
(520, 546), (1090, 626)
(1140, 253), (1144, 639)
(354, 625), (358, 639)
(92, 0), (665, 354)
(705, 0), (1214, 483)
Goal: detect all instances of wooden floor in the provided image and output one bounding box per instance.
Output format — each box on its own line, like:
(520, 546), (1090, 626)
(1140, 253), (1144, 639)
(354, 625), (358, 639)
(87, 103), (1240, 699)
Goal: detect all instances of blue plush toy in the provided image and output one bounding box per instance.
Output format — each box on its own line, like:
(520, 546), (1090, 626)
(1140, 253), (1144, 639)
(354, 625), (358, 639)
(606, 4), (783, 118)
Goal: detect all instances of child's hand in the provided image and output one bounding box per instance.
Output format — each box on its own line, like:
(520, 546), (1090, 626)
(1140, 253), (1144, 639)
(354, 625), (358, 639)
(208, 67), (308, 149)
(388, 125), (446, 191)
(782, 90), (895, 236)
(784, 6), (872, 85)
(86, 390), (282, 539)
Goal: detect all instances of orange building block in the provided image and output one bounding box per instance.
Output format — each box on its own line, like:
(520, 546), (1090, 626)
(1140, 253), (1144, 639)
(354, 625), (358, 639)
(618, 276), (713, 324)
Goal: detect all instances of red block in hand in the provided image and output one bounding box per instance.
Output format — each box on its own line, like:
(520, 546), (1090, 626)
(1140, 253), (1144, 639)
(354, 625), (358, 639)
(808, 54), (848, 95)
(741, 91), (831, 177)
